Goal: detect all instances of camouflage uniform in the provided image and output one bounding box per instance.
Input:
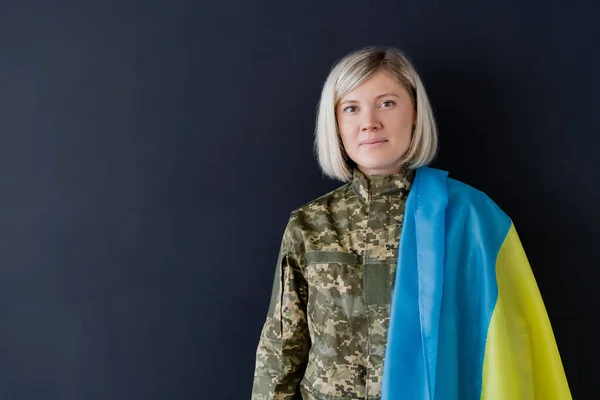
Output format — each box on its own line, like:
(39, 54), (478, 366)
(252, 167), (414, 400)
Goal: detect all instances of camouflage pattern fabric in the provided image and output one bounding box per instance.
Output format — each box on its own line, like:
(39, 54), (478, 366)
(252, 167), (414, 400)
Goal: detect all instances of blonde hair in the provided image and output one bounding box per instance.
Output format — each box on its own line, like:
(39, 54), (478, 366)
(314, 46), (439, 181)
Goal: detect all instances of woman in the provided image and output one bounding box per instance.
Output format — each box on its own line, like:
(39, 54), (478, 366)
(252, 47), (571, 400)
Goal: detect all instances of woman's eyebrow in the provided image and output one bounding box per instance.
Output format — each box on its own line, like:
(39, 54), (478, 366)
(339, 93), (401, 106)
(375, 92), (401, 99)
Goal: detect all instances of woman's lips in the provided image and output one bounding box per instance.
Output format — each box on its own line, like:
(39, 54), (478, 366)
(360, 139), (388, 148)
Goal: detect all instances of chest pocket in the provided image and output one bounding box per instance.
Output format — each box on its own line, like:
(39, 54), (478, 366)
(304, 251), (395, 305)
(304, 250), (364, 319)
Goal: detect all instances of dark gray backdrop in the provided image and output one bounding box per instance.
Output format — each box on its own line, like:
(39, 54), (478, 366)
(0, 1), (597, 399)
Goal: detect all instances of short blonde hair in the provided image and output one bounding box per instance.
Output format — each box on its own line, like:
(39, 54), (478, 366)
(314, 46), (439, 181)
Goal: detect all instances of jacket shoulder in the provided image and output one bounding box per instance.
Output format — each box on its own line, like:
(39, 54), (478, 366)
(291, 181), (353, 215)
(279, 182), (352, 263)
(281, 181), (353, 245)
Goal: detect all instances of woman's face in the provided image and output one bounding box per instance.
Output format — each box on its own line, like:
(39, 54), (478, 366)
(336, 70), (415, 177)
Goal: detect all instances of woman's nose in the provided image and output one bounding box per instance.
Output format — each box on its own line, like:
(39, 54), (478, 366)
(361, 111), (381, 131)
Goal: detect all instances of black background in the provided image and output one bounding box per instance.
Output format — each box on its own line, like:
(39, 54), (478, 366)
(1, 1), (598, 399)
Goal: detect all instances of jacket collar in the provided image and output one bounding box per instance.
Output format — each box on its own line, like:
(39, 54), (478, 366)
(351, 166), (414, 203)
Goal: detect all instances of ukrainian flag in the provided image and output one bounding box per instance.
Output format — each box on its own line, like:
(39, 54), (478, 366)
(382, 167), (571, 399)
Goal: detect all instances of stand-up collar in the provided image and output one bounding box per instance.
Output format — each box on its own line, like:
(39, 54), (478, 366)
(351, 167), (414, 203)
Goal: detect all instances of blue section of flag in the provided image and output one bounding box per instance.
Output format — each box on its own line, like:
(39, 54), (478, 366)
(382, 167), (511, 400)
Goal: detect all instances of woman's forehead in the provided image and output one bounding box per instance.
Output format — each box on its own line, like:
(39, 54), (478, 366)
(340, 71), (409, 102)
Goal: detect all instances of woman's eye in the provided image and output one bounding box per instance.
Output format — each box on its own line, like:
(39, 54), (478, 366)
(344, 106), (357, 113)
(381, 100), (395, 108)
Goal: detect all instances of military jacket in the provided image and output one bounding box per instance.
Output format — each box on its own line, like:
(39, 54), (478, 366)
(252, 167), (414, 400)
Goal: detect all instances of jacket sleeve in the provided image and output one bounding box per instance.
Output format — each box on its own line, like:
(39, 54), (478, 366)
(251, 213), (310, 399)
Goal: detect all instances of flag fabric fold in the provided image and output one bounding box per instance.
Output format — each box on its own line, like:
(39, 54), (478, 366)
(382, 167), (571, 400)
